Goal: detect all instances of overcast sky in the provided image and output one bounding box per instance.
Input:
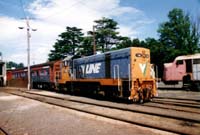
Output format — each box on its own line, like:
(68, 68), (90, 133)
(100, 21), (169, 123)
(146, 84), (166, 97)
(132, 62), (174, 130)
(0, 0), (199, 66)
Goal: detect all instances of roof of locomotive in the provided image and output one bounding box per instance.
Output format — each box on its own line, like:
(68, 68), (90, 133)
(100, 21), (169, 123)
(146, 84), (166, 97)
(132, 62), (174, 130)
(62, 55), (73, 61)
(72, 47), (149, 61)
(31, 61), (56, 68)
(175, 53), (200, 61)
(7, 60), (60, 72)
(164, 53), (200, 68)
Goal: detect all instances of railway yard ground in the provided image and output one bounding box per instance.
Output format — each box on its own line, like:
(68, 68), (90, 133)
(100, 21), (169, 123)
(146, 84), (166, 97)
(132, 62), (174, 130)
(0, 86), (200, 135)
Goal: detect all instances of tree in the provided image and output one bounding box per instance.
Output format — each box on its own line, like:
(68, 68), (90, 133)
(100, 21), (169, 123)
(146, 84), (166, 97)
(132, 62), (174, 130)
(115, 36), (132, 49)
(6, 61), (24, 69)
(190, 13), (200, 52)
(143, 38), (166, 77)
(90, 17), (120, 52)
(132, 38), (141, 47)
(158, 8), (200, 62)
(48, 26), (84, 61)
(78, 36), (94, 56)
(115, 37), (142, 49)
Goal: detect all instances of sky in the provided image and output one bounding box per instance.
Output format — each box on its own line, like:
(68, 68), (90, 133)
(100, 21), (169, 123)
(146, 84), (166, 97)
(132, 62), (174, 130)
(0, 0), (199, 66)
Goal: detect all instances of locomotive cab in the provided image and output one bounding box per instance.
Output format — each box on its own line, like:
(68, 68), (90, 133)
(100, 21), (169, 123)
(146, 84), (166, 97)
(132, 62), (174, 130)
(56, 56), (73, 91)
(128, 48), (157, 102)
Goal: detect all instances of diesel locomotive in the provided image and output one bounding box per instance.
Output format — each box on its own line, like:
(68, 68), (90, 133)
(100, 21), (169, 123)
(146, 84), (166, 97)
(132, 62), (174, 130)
(7, 47), (157, 102)
(163, 53), (200, 91)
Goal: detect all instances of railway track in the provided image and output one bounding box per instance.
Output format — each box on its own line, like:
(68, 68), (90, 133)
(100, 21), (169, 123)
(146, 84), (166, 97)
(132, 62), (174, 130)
(2, 88), (200, 135)
(18, 89), (200, 115)
(155, 97), (200, 105)
(0, 127), (8, 135)
(143, 102), (200, 114)
(151, 101), (199, 108)
(155, 96), (200, 102)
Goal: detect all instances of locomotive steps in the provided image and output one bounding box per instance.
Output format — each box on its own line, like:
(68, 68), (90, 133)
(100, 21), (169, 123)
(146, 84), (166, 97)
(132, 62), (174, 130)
(2, 87), (200, 135)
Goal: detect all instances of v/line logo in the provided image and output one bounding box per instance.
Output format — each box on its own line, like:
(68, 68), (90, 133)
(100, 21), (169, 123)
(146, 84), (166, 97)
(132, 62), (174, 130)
(139, 63), (147, 76)
(80, 63), (101, 74)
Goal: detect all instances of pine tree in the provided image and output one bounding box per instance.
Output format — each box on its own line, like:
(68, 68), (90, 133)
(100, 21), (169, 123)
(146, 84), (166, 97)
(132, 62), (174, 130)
(48, 27), (84, 61)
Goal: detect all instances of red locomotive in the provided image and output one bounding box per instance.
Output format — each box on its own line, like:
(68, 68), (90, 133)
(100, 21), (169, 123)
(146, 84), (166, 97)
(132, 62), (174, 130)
(163, 53), (200, 90)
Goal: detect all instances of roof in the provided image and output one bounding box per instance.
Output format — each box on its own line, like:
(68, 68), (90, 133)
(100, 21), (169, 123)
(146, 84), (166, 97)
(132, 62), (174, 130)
(0, 61), (5, 64)
(7, 60), (60, 72)
(63, 55), (73, 61)
(164, 63), (173, 68)
(175, 53), (200, 61)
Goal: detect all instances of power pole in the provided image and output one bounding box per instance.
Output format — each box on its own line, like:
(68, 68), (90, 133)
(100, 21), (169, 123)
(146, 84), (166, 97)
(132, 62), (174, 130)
(26, 17), (31, 90)
(19, 17), (36, 90)
(93, 25), (96, 55)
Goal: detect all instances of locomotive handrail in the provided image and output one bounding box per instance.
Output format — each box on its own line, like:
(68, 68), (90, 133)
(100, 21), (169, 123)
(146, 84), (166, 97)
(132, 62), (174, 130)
(73, 68), (76, 80)
(113, 65), (119, 79)
(114, 65), (120, 92)
(72, 60), (76, 80)
(128, 64), (131, 91)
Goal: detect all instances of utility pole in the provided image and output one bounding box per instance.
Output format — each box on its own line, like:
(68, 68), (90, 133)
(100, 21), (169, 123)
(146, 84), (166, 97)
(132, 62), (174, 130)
(19, 17), (36, 90)
(26, 17), (31, 90)
(93, 25), (96, 55)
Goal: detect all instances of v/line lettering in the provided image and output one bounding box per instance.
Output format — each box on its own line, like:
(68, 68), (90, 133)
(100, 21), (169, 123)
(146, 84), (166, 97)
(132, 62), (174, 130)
(80, 63), (101, 74)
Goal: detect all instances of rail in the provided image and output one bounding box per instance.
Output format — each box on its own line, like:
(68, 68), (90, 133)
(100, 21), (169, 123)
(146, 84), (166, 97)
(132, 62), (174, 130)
(2, 88), (200, 135)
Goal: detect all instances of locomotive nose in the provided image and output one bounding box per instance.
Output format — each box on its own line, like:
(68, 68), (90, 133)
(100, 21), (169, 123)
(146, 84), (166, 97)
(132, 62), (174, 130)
(131, 87), (154, 103)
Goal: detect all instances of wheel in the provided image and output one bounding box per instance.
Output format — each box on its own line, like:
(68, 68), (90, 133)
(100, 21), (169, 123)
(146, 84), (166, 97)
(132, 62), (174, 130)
(191, 81), (200, 91)
(182, 75), (191, 90)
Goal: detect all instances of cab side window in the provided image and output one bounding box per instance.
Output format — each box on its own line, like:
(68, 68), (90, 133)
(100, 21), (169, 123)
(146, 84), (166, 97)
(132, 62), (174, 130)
(193, 59), (200, 64)
(176, 60), (183, 65)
